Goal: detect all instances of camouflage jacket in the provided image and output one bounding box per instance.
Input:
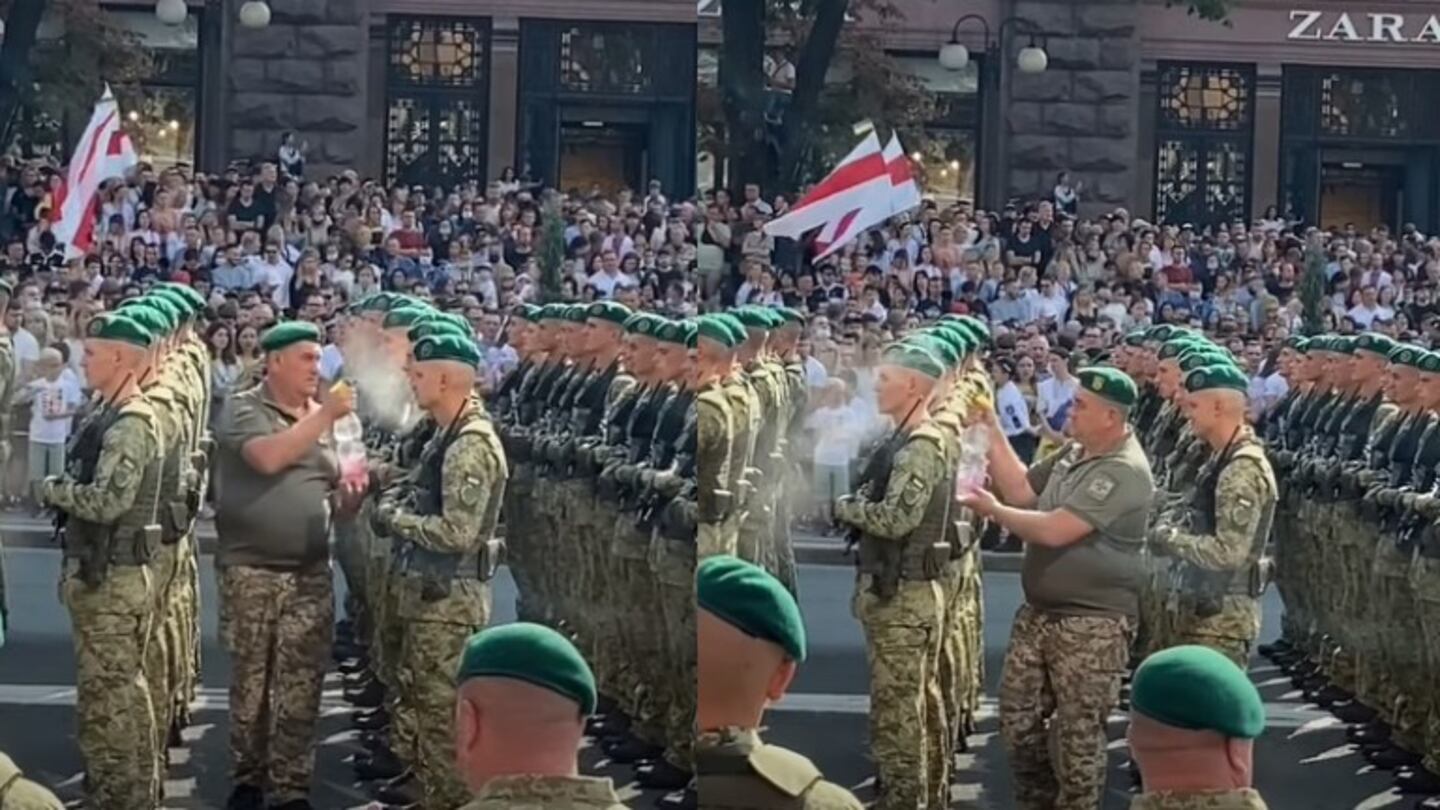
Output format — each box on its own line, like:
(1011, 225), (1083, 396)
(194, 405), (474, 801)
(457, 774), (628, 809)
(1129, 788), (1268, 809)
(0, 751), (64, 809)
(696, 726), (864, 809)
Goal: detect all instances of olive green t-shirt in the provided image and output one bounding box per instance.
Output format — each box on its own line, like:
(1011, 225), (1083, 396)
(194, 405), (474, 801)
(215, 384), (338, 570)
(1021, 432), (1154, 618)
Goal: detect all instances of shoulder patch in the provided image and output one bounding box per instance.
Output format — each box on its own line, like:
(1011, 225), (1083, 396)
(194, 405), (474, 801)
(1086, 475), (1116, 501)
(748, 744), (822, 798)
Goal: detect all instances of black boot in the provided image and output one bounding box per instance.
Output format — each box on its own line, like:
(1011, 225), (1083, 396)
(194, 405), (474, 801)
(1368, 745), (1422, 770)
(226, 785), (265, 810)
(354, 747), (406, 781)
(353, 706), (391, 731)
(1332, 700), (1377, 724)
(587, 713), (630, 739)
(373, 772), (421, 806)
(347, 679), (386, 709)
(1397, 767), (1440, 794)
(1348, 721), (1390, 745)
(603, 734), (663, 764)
(654, 786), (698, 809)
(636, 759), (692, 790)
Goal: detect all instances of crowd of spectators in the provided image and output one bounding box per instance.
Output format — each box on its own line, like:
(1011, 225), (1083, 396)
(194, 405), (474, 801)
(0, 144), (1435, 523)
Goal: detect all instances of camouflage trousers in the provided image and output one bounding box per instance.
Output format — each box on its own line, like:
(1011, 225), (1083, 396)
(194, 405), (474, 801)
(333, 517), (366, 627)
(1271, 489), (1305, 647)
(854, 575), (946, 810)
(1326, 504), (1370, 691)
(218, 563), (334, 802)
(179, 535), (202, 710)
(144, 543), (180, 779)
(503, 466), (543, 623)
(1000, 604), (1132, 810)
(62, 563), (158, 810)
(653, 535), (697, 771)
(940, 546), (984, 753)
(1135, 555), (1172, 660)
(1410, 553), (1440, 774)
(394, 583), (491, 810)
(1369, 538), (1425, 752)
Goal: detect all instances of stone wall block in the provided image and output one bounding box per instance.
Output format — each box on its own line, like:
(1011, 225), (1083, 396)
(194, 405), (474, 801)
(312, 133), (362, 166)
(230, 93), (295, 130)
(1083, 175), (1131, 206)
(1044, 37), (1100, 71)
(1044, 103), (1097, 135)
(293, 96), (362, 133)
(1073, 71), (1133, 103)
(1007, 101), (1046, 135)
(1007, 169), (1051, 200)
(1010, 71), (1071, 103)
(1012, 0), (1077, 35)
(1069, 137), (1133, 172)
(228, 57), (268, 92)
(1098, 39), (1139, 70)
(296, 25), (362, 56)
(1077, 5), (1138, 36)
(322, 63), (361, 95)
(230, 129), (272, 161)
(266, 59), (327, 93)
(326, 0), (363, 24)
(1010, 135), (1068, 171)
(270, 0), (329, 25)
(1096, 104), (1135, 138)
(232, 27), (297, 58)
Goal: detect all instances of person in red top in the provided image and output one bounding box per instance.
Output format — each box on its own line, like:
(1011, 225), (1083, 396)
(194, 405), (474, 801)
(1160, 245), (1195, 293)
(391, 210), (426, 258)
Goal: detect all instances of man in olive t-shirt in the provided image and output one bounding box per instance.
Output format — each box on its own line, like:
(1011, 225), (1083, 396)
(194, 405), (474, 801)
(961, 366), (1154, 810)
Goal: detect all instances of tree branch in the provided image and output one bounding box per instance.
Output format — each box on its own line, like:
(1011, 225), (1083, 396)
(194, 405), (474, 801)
(776, 0), (850, 190)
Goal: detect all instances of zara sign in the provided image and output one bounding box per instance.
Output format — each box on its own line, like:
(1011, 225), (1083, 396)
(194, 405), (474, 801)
(1287, 10), (1440, 42)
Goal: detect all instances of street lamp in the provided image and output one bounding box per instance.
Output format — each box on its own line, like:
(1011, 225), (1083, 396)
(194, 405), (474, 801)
(938, 14), (1049, 75)
(155, 0), (188, 25)
(239, 0), (271, 29)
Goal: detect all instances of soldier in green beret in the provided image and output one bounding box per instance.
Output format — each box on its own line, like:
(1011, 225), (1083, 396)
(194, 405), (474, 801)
(732, 308), (795, 588)
(1399, 351), (1440, 799)
(452, 623), (627, 809)
(834, 343), (955, 809)
(695, 316), (741, 560)
(714, 314), (759, 568)
(695, 555), (863, 809)
(366, 334), (508, 809)
(1150, 365), (1277, 666)
(38, 313), (167, 808)
(1127, 645), (1269, 809)
(960, 366), (1155, 810)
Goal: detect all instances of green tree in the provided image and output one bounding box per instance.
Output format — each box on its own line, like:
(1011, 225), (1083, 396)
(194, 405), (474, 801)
(1299, 232), (1328, 335)
(0, 0), (153, 158)
(537, 193), (567, 304)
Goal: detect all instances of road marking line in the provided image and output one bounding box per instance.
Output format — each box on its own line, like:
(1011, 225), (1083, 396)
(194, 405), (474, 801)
(0, 684), (353, 712)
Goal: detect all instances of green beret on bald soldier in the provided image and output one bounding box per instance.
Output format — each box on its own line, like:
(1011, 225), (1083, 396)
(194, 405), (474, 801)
(698, 555), (807, 662)
(383, 305), (436, 331)
(880, 343), (945, 380)
(408, 320), (471, 344)
(456, 623), (596, 716)
(412, 333), (481, 369)
(776, 307), (807, 327)
(624, 313), (663, 337)
(1123, 329), (1147, 347)
(1131, 645), (1264, 739)
(87, 312), (154, 348)
(654, 320), (689, 346)
(1184, 364), (1249, 395)
(539, 304), (567, 322)
(515, 303), (542, 322)
(729, 307), (774, 330)
(587, 300), (631, 327)
(1419, 352), (1440, 375)
(696, 316), (741, 350)
(157, 282), (206, 312)
(1356, 332), (1397, 358)
(1077, 366), (1138, 409)
(1157, 337), (1205, 362)
(1177, 351), (1236, 374)
(1388, 344), (1425, 368)
(114, 302), (172, 338)
(150, 288), (198, 321)
(904, 334), (959, 369)
(260, 321), (322, 353)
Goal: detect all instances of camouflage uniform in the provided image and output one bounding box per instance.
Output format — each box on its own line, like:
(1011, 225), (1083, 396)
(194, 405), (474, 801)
(835, 421), (952, 810)
(1159, 430), (1277, 667)
(718, 369), (758, 558)
(0, 751), (65, 809)
(380, 402), (507, 809)
(42, 393), (166, 809)
(697, 379), (735, 558)
(456, 775), (628, 809)
(1129, 788), (1270, 809)
(738, 356), (786, 570)
(695, 727), (864, 809)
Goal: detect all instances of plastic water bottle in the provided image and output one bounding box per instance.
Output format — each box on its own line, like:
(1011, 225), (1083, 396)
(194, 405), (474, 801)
(331, 386), (368, 486)
(955, 423), (990, 498)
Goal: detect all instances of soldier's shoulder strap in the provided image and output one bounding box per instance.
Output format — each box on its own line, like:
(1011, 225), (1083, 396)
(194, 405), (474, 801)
(748, 744), (823, 798)
(0, 750), (21, 795)
(698, 385), (732, 412)
(119, 394), (160, 426)
(906, 422), (950, 457)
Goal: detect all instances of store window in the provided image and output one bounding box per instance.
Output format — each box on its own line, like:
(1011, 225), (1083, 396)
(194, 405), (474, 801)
(385, 17), (490, 189)
(1153, 62), (1255, 228)
(559, 24), (652, 95)
(900, 55), (980, 204)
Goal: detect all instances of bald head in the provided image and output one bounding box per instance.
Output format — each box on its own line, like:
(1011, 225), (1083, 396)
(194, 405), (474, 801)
(1127, 711), (1254, 793)
(454, 677), (587, 793)
(697, 609), (797, 731)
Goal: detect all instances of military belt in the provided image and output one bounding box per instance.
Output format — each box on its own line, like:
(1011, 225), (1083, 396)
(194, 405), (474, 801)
(396, 545), (484, 580)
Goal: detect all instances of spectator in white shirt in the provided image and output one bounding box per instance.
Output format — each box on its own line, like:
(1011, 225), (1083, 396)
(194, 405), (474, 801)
(586, 249), (636, 299)
(805, 378), (864, 526)
(993, 356), (1039, 462)
(249, 242), (295, 311)
(1346, 285), (1393, 329)
(1036, 348), (1079, 448)
(1034, 277), (1070, 324)
(20, 348), (83, 500)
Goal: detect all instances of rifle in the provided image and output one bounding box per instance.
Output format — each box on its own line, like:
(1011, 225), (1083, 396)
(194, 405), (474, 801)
(841, 398), (923, 556)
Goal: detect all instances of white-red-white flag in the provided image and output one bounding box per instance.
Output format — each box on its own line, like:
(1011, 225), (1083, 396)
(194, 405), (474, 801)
(764, 130), (923, 260)
(53, 86), (138, 259)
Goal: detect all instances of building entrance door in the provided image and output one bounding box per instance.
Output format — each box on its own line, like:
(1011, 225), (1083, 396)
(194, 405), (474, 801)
(558, 120), (646, 195)
(1319, 148), (1405, 229)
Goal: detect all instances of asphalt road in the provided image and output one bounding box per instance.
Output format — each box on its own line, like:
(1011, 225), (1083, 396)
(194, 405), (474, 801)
(0, 549), (1416, 809)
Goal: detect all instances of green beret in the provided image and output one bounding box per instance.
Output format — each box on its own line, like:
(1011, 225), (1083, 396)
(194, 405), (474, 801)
(141, 295), (183, 329)
(114, 302), (172, 337)
(412, 333), (480, 369)
(920, 326), (970, 359)
(776, 307), (807, 327)
(435, 312), (474, 335)
(710, 313), (747, 344)
(515, 303), (542, 322)
(587, 300), (631, 327)
(1389, 344), (1424, 368)
(1333, 336), (1358, 355)
(1184, 364), (1248, 395)
(698, 555), (807, 662)
(880, 343), (945, 380)
(1146, 324), (1179, 343)
(564, 304), (590, 324)
(654, 320), (688, 346)
(86, 312), (153, 348)
(729, 306), (773, 330)
(539, 304), (568, 322)
(408, 320), (471, 344)
(1157, 337), (1205, 362)
(1131, 645), (1264, 739)
(905, 334), (959, 369)
(383, 305), (436, 331)
(1419, 352), (1440, 375)
(156, 282), (206, 313)
(1283, 336), (1308, 352)
(696, 315), (741, 350)
(1077, 366), (1138, 409)
(1122, 330), (1147, 347)
(1177, 351), (1235, 374)
(678, 321), (699, 349)
(456, 622), (596, 715)
(1356, 332), (1397, 358)
(355, 292), (404, 313)
(955, 315), (991, 346)
(260, 320), (322, 353)
(625, 313), (663, 338)
(150, 288), (198, 320)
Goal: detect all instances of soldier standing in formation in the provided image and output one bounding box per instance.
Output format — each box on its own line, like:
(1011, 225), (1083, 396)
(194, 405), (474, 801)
(493, 302), (700, 805)
(0, 282), (13, 661)
(695, 554), (863, 809)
